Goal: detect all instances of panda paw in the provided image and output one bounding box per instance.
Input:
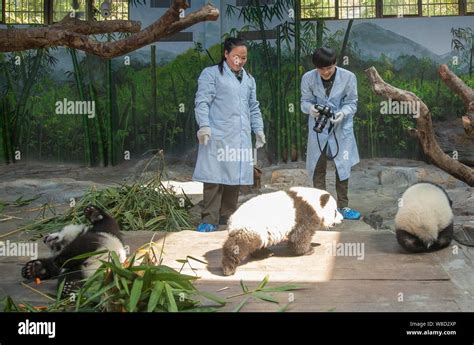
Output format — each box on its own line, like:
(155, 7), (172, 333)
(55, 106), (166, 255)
(22, 260), (50, 280)
(84, 205), (104, 223)
(60, 280), (82, 299)
(43, 233), (65, 253)
(250, 248), (275, 259)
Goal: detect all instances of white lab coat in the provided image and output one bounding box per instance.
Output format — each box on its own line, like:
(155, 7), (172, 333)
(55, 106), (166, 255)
(193, 61), (264, 185)
(300, 67), (360, 182)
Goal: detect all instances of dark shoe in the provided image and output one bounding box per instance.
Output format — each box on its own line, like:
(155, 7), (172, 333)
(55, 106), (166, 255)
(219, 216), (229, 226)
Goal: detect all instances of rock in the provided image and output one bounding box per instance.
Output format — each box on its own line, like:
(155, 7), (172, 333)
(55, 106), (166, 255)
(270, 169), (311, 187)
(377, 167), (418, 186)
(377, 167), (466, 188)
(183, 147), (198, 167)
(254, 148), (273, 168)
(363, 213), (385, 230)
(0, 178), (109, 204)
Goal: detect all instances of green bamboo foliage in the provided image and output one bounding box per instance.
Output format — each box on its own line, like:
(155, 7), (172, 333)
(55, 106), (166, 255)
(1, 54), (16, 164)
(1, 98), (14, 164)
(251, 0), (278, 128)
(84, 55), (106, 167)
(106, 58), (114, 166)
(69, 48), (93, 167)
(0, 49), (44, 163)
(294, 0), (302, 161)
(168, 72), (179, 149)
(226, 0), (317, 162)
(15, 49), (44, 156)
(151, 45), (158, 146)
(285, 83), (293, 162)
(317, 20), (324, 47)
(276, 25), (282, 163)
(130, 82), (138, 152)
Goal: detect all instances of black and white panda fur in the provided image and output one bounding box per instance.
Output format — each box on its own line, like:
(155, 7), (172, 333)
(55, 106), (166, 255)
(222, 187), (343, 276)
(21, 205), (126, 296)
(395, 182), (454, 253)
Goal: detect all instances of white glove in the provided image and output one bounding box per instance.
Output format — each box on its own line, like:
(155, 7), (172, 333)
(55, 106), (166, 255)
(330, 111), (345, 125)
(255, 131), (266, 149)
(197, 126), (211, 145)
(309, 105), (320, 119)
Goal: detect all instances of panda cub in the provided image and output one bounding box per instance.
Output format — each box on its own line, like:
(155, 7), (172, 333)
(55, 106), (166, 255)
(222, 187), (343, 276)
(22, 205), (126, 296)
(395, 182), (454, 253)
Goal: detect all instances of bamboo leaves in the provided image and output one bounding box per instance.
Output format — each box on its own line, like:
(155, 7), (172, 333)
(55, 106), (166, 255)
(21, 159), (195, 237)
(227, 275), (303, 311)
(4, 252), (302, 312)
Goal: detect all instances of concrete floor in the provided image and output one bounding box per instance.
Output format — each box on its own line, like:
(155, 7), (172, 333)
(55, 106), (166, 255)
(0, 159), (473, 312)
(1, 214), (473, 312)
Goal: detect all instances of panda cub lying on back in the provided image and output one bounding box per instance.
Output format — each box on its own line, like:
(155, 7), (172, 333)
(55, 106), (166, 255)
(22, 205), (126, 296)
(222, 187), (343, 276)
(395, 182), (454, 253)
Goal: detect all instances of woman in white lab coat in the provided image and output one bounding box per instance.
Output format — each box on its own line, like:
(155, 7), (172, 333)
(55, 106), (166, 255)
(193, 37), (265, 232)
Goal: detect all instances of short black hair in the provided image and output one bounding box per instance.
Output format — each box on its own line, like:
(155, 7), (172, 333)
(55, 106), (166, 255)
(312, 47), (337, 68)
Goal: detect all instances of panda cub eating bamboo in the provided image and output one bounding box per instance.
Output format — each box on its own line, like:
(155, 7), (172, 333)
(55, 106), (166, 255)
(222, 187), (343, 276)
(21, 205), (126, 296)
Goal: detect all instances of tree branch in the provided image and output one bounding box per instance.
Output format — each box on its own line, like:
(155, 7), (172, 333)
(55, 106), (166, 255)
(0, 0), (219, 59)
(438, 64), (474, 139)
(365, 66), (474, 186)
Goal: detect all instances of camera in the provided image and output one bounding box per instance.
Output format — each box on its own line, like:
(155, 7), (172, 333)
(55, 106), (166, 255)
(312, 104), (335, 133)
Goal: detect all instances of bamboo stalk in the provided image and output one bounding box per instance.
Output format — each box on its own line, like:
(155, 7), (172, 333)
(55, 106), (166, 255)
(1, 98), (13, 164)
(1, 54), (16, 164)
(86, 62), (105, 167)
(252, 0), (277, 141)
(120, 101), (132, 152)
(169, 72), (180, 149)
(294, 0), (302, 161)
(131, 82), (138, 152)
(316, 20), (324, 47)
(1, 53), (17, 104)
(276, 25), (282, 163)
(12, 49), (44, 161)
(69, 48), (92, 166)
(93, 90), (105, 167)
(285, 91), (292, 163)
(106, 57), (114, 166)
(151, 45), (157, 146)
(0, 99), (6, 164)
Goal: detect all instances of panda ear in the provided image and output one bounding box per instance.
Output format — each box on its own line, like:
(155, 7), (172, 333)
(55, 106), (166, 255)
(320, 193), (330, 208)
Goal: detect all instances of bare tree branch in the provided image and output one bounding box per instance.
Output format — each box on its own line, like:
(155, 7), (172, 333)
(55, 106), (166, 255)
(365, 66), (474, 186)
(438, 64), (474, 139)
(0, 0), (219, 59)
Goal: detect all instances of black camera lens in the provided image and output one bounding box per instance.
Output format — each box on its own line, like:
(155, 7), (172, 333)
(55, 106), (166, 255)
(313, 116), (328, 133)
(312, 104), (332, 133)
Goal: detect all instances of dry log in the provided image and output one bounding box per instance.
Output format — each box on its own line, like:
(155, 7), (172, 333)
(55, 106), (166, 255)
(0, 0), (219, 59)
(365, 66), (474, 186)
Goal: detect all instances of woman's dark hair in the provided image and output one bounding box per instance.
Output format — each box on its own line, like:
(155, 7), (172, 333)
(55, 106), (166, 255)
(218, 37), (247, 74)
(312, 47), (337, 68)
